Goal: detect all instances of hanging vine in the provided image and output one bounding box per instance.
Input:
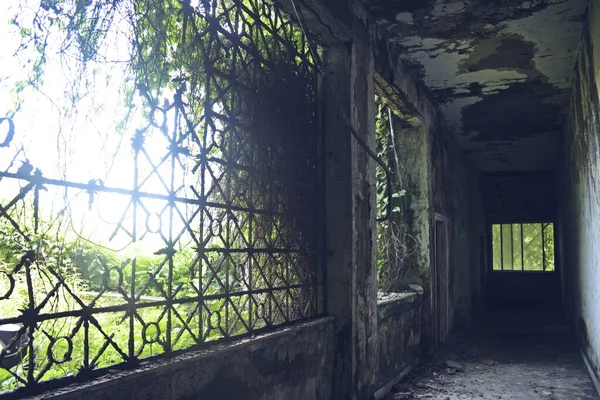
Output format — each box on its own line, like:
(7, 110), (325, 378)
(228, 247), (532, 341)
(375, 95), (417, 293)
(0, 0), (324, 393)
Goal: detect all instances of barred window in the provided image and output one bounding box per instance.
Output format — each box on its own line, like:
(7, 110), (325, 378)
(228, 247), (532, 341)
(491, 223), (555, 272)
(0, 0), (324, 393)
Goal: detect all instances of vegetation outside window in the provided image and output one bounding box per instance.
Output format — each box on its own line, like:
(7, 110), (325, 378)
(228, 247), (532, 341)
(491, 223), (555, 271)
(0, 0), (325, 394)
(375, 96), (413, 292)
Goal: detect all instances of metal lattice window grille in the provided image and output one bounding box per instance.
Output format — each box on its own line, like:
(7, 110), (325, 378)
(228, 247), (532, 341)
(0, 0), (325, 393)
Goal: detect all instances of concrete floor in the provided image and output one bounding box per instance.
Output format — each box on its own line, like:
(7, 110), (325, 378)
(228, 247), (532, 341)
(387, 312), (599, 400)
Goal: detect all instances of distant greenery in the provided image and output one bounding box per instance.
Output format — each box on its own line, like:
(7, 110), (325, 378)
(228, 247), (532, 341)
(0, 203), (249, 391)
(491, 223), (555, 271)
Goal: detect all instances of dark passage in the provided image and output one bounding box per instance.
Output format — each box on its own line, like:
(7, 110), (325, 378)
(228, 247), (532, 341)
(386, 312), (599, 400)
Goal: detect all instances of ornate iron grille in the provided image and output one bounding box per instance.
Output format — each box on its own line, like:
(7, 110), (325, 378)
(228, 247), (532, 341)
(0, 0), (325, 394)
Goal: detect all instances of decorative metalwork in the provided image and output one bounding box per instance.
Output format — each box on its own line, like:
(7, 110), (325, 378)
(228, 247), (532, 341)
(0, 0), (325, 394)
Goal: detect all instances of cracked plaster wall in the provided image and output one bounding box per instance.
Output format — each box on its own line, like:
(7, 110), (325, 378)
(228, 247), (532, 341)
(561, 0), (600, 387)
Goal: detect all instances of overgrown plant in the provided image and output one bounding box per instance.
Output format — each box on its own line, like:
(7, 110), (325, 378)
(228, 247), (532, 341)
(375, 96), (417, 293)
(0, 0), (323, 392)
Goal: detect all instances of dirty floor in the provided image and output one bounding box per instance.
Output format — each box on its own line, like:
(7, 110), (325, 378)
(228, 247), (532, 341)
(387, 312), (599, 400)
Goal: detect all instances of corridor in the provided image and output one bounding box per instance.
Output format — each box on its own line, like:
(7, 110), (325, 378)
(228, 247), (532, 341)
(387, 312), (599, 400)
(1, 0), (600, 397)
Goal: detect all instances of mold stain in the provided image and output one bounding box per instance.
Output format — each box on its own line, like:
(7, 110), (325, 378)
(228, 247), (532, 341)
(461, 81), (565, 142)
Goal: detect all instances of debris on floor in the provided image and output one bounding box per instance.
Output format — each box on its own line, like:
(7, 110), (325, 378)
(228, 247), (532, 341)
(384, 329), (598, 400)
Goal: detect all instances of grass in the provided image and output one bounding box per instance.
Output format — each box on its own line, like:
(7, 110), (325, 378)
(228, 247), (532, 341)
(0, 261), (267, 392)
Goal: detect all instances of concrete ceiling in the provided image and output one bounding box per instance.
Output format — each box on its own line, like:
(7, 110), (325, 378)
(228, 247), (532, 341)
(367, 0), (588, 171)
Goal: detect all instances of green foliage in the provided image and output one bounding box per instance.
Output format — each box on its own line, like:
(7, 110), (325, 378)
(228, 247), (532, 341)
(1, 0), (322, 391)
(491, 223), (555, 271)
(0, 201), (257, 389)
(375, 96), (411, 292)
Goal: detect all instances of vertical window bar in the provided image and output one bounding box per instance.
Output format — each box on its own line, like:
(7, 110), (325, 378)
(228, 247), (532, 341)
(500, 224), (504, 271)
(520, 223), (524, 271)
(510, 223), (514, 270)
(542, 223), (546, 271)
(491, 221), (555, 273)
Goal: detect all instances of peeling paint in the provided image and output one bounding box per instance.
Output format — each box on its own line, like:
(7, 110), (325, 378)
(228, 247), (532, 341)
(396, 12), (414, 24)
(431, 1), (465, 18)
(361, 0), (587, 171)
(501, 0), (587, 88)
(462, 81), (563, 140)
(439, 97), (481, 132)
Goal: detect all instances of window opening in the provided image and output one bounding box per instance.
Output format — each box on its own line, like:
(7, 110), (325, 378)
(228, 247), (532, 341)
(491, 223), (555, 271)
(374, 95), (413, 292)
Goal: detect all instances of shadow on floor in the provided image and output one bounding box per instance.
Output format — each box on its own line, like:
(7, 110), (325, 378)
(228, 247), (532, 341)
(386, 311), (599, 400)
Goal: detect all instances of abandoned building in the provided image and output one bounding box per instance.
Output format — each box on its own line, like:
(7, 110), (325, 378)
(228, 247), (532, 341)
(1, 0), (600, 398)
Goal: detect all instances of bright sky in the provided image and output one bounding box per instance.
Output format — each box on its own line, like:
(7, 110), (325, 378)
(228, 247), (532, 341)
(0, 1), (201, 256)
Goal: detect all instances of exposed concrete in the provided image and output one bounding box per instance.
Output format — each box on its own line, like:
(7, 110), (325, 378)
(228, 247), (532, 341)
(375, 291), (422, 393)
(350, 15), (379, 398)
(387, 117), (432, 292)
(384, 109), (485, 352)
(260, 0), (488, 397)
(560, 0), (600, 390)
(360, 0), (588, 172)
(35, 318), (335, 400)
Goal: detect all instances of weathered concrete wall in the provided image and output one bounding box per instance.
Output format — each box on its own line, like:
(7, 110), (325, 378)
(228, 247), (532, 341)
(390, 118), (431, 292)
(375, 292), (422, 392)
(376, 36), (486, 350)
(482, 172), (557, 222)
(279, 0), (487, 392)
(39, 319), (335, 400)
(373, 23), (485, 348)
(561, 0), (600, 389)
(322, 11), (379, 400)
(482, 172), (560, 312)
(433, 124), (485, 336)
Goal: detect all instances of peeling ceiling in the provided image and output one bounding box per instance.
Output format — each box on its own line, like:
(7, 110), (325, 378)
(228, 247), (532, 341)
(367, 0), (588, 171)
